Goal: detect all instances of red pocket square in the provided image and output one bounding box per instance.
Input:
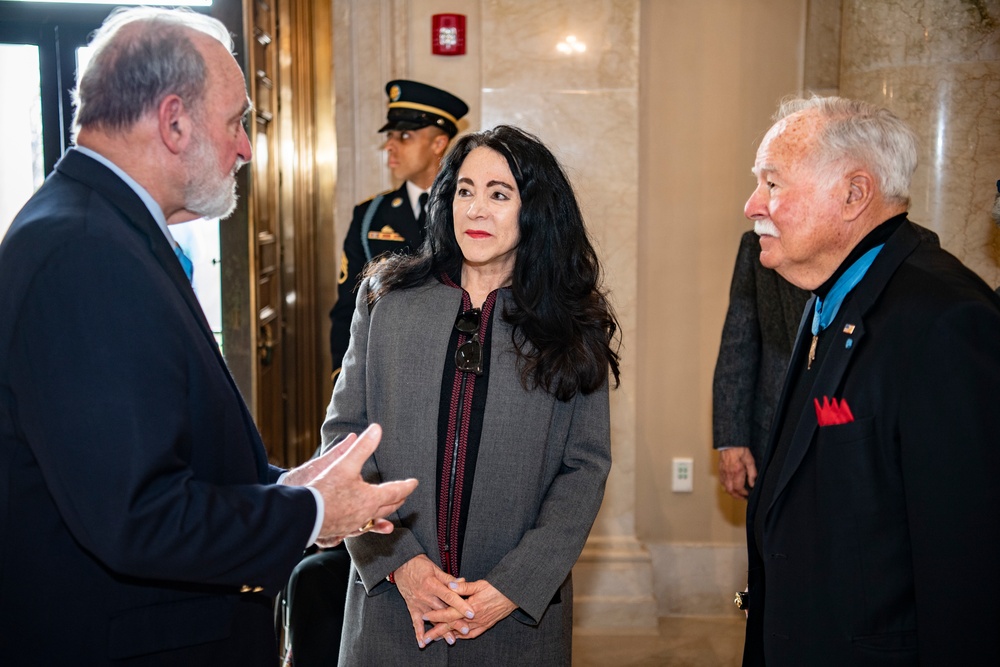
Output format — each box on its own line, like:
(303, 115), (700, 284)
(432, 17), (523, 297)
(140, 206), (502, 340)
(814, 396), (854, 426)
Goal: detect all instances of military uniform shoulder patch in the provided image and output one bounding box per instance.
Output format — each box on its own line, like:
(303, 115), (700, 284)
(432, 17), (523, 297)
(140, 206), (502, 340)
(358, 189), (396, 206)
(338, 254), (349, 284)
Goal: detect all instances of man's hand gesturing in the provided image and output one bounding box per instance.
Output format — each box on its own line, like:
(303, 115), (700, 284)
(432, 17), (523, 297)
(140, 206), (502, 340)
(283, 424), (417, 544)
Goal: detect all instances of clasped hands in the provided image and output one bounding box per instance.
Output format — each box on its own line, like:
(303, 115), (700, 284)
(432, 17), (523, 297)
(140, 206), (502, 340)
(394, 554), (517, 648)
(280, 424), (418, 548)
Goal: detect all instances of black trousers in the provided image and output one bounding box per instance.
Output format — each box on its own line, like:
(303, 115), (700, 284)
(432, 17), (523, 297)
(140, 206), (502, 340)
(286, 544), (352, 666)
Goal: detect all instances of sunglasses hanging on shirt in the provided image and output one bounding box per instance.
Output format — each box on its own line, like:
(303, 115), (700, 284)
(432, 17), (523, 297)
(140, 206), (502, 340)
(454, 308), (483, 375)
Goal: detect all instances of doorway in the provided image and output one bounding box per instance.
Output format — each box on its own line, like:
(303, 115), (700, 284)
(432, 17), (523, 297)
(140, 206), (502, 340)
(0, 0), (331, 467)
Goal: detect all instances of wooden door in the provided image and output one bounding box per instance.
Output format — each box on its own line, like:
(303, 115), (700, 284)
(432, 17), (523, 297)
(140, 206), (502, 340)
(228, 0), (328, 468)
(246, 0), (286, 464)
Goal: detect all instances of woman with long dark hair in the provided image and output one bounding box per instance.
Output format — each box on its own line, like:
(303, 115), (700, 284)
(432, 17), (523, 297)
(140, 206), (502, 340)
(324, 125), (619, 664)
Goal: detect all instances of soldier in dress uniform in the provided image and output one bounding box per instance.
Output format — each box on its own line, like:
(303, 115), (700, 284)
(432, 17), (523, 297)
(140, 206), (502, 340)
(328, 80), (469, 380)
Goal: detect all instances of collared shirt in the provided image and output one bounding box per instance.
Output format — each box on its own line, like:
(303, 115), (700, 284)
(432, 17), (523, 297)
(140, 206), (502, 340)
(73, 145), (180, 251)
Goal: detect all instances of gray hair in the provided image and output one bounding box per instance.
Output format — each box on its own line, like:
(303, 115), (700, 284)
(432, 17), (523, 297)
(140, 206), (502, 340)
(71, 7), (233, 140)
(775, 96), (918, 206)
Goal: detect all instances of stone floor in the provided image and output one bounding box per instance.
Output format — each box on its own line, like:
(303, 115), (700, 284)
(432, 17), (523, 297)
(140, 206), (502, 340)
(573, 616), (746, 666)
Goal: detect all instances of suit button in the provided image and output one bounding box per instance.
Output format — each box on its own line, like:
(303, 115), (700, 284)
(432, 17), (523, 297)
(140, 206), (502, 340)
(240, 585), (252, 593)
(253, 586), (264, 593)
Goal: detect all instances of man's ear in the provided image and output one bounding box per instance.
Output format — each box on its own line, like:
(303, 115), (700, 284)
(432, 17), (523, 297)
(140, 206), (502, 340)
(159, 94), (191, 154)
(432, 132), (450, 158)
(843, 171), (875, 221)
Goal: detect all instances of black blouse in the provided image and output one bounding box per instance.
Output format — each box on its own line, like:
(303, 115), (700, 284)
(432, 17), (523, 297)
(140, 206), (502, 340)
(435, 274), (507, 577)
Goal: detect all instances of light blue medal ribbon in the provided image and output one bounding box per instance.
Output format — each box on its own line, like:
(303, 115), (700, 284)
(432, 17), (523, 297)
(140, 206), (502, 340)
(807, 243), (884, 369)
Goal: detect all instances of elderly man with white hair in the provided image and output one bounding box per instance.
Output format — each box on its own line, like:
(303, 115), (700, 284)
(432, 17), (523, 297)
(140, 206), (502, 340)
(741, 96), (1000, 666)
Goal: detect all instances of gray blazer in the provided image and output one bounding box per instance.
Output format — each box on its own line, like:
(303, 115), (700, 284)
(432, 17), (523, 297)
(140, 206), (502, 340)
(712, 231), (810, 464)
(321, 277), (611, 665)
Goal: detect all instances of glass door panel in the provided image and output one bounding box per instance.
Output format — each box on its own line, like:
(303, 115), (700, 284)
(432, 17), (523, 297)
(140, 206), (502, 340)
(76, 44), (93, 78)
(0, 43), (43, 239)
(171, 218), (224, 352)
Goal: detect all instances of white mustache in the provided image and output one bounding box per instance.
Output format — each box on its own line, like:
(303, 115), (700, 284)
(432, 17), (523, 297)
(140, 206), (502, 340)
(754, 220), (780, 237)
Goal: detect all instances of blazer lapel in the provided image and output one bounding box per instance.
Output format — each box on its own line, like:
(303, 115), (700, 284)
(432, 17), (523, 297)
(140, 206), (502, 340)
(765, 305), (865, 515)
(762, 220), (923, 518)
(61, 152), (217, 338)
(57, 150), (271, 479)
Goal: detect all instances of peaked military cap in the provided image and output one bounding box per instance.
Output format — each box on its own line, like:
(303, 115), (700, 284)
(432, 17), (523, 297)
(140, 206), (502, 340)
(378, 79), (468, 138)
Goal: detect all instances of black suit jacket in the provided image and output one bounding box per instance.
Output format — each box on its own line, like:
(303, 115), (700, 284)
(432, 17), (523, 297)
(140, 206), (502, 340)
(743, 220), (1000, 665)
(713, 230), (810, 463)
(329, 182), (424, 374)
(0, 150), (316, 665)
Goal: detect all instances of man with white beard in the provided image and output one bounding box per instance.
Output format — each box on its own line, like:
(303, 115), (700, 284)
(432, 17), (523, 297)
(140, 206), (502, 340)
(0, 7), (416, 665)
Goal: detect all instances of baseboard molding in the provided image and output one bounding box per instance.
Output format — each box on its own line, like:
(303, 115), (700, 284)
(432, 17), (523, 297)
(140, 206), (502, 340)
(572, 535), (658, 632)
(647, 542), (747, 617)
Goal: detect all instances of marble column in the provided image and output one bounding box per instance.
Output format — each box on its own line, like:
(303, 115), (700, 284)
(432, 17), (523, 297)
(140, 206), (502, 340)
(840, 0), (1000, 288)
(478, 0), (656, 632)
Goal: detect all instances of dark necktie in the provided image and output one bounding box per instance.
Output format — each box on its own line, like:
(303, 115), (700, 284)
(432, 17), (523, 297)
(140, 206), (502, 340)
(417, 192), (429, 229)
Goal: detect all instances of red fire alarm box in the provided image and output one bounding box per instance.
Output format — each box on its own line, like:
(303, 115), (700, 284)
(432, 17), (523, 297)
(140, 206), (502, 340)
(432, 14), (466, 56)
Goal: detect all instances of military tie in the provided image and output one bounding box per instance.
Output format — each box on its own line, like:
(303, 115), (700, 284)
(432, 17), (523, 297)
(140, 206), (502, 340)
(418, 192), (429, 228)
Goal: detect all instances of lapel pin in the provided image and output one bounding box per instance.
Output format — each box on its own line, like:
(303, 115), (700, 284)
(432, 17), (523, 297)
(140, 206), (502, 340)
(845, 339), (854, 349)
(842, 324), (856, 334)
(391, 197), (404, 208)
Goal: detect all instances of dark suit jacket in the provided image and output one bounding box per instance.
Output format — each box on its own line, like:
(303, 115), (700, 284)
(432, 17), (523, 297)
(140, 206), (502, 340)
(328, 182), (424, 374)
(743, 220), (1000, 666)
(0, 150), (316, 665)
(713, 230), (810, 462)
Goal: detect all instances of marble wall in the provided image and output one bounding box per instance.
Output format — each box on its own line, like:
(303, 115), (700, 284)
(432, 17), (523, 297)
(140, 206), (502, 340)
(636, 0), (807, 617)
(840, 0), (1000, 288)
(477, 0), (650, 629)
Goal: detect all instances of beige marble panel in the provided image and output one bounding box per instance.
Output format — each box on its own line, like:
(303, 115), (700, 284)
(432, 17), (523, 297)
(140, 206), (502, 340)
(482, 0), (640, 91)
(843, 62), (1000, 285)
(841, 0), (1000, 287)
(482, 87), (640, 539)
(480, 1), (647, 626)
(636, 0), (807, 549)
(480, 90), (638, 270)
(842, 0), (1000, 70)
(804, 0), (843, 93)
